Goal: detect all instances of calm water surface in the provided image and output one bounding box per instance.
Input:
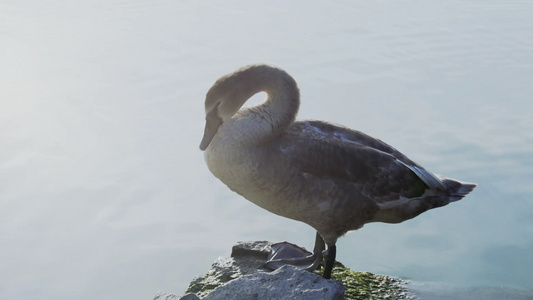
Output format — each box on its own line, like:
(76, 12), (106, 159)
(1, 1), (532, 299)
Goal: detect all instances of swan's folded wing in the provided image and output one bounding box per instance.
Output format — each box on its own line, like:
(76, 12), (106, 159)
(277, 122), (434, 203)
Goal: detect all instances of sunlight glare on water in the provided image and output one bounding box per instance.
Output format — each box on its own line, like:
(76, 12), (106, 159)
(1, 1), (532, 299)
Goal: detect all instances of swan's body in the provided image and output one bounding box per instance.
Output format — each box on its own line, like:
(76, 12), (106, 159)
(200, 64), (476, 279)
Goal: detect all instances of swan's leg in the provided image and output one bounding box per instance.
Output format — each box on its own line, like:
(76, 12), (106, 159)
(263, 231), (325, 272)
(304, 231), (325, 271)
(322, 244), (336, 279)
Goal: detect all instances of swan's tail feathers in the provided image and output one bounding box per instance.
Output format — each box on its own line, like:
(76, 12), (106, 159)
(439, 176), (477, 202)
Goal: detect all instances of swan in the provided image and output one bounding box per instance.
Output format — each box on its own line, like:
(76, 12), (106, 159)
(199, 64), (476, 279)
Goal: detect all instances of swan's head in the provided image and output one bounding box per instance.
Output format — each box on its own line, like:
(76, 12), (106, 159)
(199, 64), (297, 151)
(199, 66), (261, 150)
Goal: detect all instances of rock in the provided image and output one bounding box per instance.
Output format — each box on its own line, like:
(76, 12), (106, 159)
(154, 292), (199, 300)
(155, 241), (413, 300)
(153, 292), (182, 300)
(179, 294), (201, 300)
(204, 264), (344, 300)
(186, 241), (344, 299)
(185, 241), (276, 298)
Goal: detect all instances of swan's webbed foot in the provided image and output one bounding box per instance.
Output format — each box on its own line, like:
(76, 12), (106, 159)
(263, 242), (323, 272)
(263, 232), (325, 273)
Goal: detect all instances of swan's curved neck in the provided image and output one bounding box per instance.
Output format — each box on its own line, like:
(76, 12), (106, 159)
(228, 67), (300, 145)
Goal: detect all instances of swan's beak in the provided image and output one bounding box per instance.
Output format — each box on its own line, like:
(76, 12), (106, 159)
(199, 112), (223, 151)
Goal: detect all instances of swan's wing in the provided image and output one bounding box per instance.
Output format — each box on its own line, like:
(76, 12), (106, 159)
(292, 120), (417, 165)
(300, 120), (447, 190)
(277, 120), (443, 202)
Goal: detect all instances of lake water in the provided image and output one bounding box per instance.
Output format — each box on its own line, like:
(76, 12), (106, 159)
(1, 1), (532, 299)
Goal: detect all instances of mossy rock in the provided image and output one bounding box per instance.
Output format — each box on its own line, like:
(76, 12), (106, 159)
(187, 261), (412, 299)
(323, 262), (413, 300)
(184, 242), (412, 299)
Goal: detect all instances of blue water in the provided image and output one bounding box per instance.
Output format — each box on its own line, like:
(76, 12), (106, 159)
(1, 1), (532, 299)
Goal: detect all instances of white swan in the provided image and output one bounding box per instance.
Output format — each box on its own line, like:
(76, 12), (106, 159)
(200, 64), (476, 279)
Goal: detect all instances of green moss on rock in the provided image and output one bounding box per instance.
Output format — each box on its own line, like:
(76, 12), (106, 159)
(325, 262), (413, 300)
